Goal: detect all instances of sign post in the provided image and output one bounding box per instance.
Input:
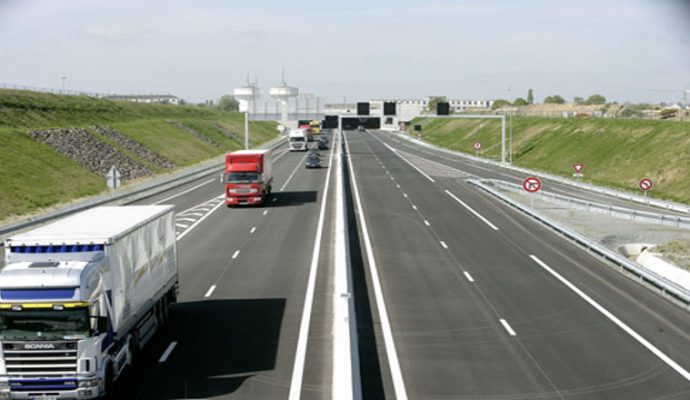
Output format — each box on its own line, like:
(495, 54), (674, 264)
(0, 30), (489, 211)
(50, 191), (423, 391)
(523, 176), (542, 209)
(639, 178), (653, 202)
(106, 166), (121, 196)
(473, 141), (482, 156)
(572, 163), (584, 178)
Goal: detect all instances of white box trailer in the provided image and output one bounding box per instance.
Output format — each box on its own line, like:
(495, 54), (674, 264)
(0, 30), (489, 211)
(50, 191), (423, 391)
(0, 205), (178, 399)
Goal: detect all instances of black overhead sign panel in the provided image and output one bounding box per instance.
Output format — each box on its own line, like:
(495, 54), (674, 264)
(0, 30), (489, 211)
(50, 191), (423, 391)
(437, 102), (450, 116)
(357, 102), (370, 116)
(383, 102), (396, 116)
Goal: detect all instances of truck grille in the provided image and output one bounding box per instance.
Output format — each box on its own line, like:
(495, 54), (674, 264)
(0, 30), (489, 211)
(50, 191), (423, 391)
(3, 341), (78, 376)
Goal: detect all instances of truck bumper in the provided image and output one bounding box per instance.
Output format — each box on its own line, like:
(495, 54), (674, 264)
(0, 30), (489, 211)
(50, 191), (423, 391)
(5, 388), (100, 399)
(226, 196), (264, 206)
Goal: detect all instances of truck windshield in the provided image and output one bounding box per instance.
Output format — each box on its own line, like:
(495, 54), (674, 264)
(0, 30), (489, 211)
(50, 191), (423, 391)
(0, 308), (90, 341)
(227, 172), (260, 183)
(290, 137), (305, 142)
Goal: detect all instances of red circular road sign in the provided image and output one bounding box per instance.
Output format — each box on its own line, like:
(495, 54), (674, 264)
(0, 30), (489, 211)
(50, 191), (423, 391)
(473, 141), (482, 150)
(639, 178), (653, 191)
(523, 177), (542, 193)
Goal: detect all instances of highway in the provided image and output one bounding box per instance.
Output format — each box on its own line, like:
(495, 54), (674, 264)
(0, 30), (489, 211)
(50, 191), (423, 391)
(108, 137), (340, 399)
(5, 130), (690, 399)
(346, 130), (690, 399)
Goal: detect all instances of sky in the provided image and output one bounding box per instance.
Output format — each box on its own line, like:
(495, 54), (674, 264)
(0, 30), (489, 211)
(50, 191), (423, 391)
(0, 0), (688, 104)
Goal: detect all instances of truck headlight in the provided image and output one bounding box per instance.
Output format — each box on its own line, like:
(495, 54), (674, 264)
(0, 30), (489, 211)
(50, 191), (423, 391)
(78, 378), (100, 388)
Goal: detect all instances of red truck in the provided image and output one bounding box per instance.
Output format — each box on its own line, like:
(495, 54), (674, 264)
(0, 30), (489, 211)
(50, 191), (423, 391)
(298, 124), (314, 141)
(225, 149), (273, 206)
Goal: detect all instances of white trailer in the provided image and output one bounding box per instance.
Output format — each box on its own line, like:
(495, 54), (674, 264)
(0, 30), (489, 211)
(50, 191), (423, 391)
(0, 205), (178, 399)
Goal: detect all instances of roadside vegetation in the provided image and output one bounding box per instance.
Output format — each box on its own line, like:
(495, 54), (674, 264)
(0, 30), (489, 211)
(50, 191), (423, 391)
(407, 116), (690, 203)
(0, 89), (278, 222)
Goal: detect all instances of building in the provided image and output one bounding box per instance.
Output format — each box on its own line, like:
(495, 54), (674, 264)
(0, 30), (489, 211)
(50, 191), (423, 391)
(102, 94), (180, 105)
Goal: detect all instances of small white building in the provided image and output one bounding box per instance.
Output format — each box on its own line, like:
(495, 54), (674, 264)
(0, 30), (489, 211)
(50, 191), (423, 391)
(103, 94), (180, 105)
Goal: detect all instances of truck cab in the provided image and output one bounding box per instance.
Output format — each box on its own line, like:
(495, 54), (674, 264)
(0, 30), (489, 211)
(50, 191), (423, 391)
(225, 149), (273, 206)
(0, 206), (178, 399)
(289, 129), (308, 151)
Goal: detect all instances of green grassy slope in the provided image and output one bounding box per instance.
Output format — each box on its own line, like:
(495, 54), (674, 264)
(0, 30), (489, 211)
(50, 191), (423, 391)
(409, 116), (690, 203)
(0, 89), (279, 222)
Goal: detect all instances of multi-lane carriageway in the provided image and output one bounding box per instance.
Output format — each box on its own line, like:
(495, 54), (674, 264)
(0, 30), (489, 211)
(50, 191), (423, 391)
(109, 130), (690, 399)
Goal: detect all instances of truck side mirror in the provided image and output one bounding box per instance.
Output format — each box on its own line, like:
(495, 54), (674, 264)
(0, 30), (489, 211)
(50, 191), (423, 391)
(97, 316), (109, 333)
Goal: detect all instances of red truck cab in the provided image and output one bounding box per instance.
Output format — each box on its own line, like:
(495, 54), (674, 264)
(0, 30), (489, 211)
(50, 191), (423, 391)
(225, 149), (273, 206)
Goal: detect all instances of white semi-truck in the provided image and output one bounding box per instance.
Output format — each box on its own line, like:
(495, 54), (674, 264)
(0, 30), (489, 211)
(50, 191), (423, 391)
(288, 129), (308, 151)
(0, 205), (178, 399)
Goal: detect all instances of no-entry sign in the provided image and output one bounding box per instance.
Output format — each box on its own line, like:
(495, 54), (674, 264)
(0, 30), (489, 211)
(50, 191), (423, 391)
(639, 178), (653, 191)
(473, 141), (482, 150)
(523, 177), (542, 193)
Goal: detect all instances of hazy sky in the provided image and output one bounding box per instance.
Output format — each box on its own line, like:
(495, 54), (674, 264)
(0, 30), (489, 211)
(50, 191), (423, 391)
(1, 0), (688, 103)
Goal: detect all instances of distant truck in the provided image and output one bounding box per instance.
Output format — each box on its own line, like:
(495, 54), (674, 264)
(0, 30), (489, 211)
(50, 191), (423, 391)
(0, 205), (178, 399)
(225, 149), (273, 206)
(309, 120), (321, 134)
(297, 124), (314, 141)
(289, 129), (308, 151)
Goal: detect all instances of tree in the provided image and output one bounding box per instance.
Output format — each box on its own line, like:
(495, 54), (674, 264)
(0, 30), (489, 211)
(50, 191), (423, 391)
(513, 97), (528, 107)
(491, 99), (511, 110)
(544, 95), (566, 104)
(426, 96), (447, 113)
(584, 94), (606, 105)
(527, 89), (534, 105)
(217, 95), (239, 111)
(573, 96), (584, 104)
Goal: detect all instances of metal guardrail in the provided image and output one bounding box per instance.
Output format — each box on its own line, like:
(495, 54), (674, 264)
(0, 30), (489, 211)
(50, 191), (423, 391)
(469, 179), (690, 308)
(394, 132), (690, 214)
(0, 137), (286, 241)
(483, 179), (690, 230)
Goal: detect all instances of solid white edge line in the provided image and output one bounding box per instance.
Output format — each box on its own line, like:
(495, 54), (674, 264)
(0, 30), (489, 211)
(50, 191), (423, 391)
(232, 250), (240, 259)
(463, 271), (475, 282)
(154, 179), (215, 204)
(204, 285), (216, 298)
(444, 189), (499, 231)
(529, 254), (690, 382)
(158, 341), (178, 363)
(344, 132), (409, 400)
(499, 319), (517, 336)
(288, 131), (337, 400)
(440, 241), (448, 249)
(176, 200), (225, 241)
(379, 140), (435, 183)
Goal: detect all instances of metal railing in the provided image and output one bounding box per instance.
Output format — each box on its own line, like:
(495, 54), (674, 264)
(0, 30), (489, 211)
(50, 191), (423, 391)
(395, 132), (690, 214)
(482, 179), (690, 229)
(0, 137), (286, 242)
(469, 179), (690, 308)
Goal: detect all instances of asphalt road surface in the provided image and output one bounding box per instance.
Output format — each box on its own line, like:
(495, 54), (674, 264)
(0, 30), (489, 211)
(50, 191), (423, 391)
(3, 130), (690, 399)
(345, 130), (690, 399)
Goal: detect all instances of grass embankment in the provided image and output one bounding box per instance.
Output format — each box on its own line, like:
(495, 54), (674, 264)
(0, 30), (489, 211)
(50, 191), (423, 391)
(0, 89), (278, 222)
(408, 116), (690, 203)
